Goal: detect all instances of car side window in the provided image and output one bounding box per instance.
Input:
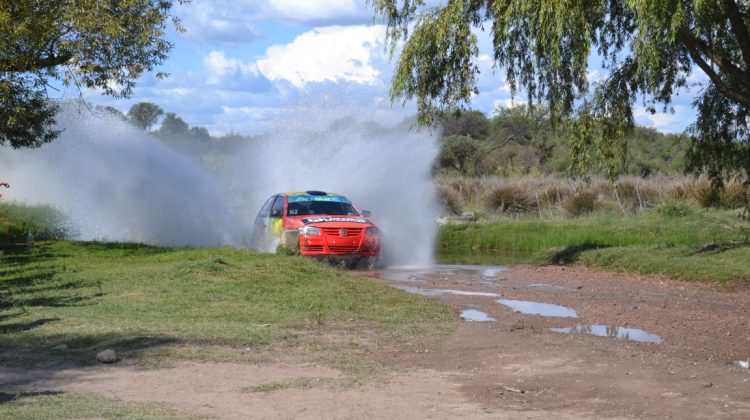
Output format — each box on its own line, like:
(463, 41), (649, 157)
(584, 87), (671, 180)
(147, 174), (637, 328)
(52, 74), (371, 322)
(259, 196), (274, 217)
(270, 196), (284, 218)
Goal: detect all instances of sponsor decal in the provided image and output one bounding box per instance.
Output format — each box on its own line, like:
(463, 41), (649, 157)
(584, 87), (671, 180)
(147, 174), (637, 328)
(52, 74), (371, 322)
(302, 217), (369, 224)
(288, 195), (350, 203)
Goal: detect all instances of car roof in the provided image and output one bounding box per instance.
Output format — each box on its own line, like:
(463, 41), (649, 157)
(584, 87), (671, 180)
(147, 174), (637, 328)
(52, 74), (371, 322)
(283, 191), (346, 198)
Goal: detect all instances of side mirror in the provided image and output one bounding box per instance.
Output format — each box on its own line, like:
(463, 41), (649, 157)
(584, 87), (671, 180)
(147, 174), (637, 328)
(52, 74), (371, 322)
(271, 209), (281, 217)
(361, 210), (371, 217)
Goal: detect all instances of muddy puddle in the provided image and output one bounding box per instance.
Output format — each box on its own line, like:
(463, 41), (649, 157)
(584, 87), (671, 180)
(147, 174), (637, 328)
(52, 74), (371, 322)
(460, 309), (496, 322)
(497, 299), (578, 318)
(551, 325), (662, 344)
(393, 285), (500, 298)
(372, 264), (510, 284)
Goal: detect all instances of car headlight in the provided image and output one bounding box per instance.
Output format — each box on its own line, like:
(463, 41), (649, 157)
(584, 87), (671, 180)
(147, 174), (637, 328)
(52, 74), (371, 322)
(365, 226), (379, 236)
(299, 226), (321, 236)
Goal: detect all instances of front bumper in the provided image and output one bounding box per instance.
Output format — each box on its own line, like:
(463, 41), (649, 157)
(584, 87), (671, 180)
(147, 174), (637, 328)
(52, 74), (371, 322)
(297, 227), (380, 257)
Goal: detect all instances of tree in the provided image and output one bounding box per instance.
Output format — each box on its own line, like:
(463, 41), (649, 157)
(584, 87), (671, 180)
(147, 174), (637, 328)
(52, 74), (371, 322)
(95, 105), (126, 121)
(158, 112), (189, 136)
(189, 126), (211, 141)
(437, 135), (480, 175)
(441, 109), (489, 139)
(372, 0), (750, 183)
(0, 0), (185, 148)
(127, 102), (164, 131)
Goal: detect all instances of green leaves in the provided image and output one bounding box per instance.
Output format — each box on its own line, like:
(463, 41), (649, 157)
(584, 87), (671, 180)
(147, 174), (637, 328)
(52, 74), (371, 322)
(374, 0), (750, 183)
(0, 0), (183, 148)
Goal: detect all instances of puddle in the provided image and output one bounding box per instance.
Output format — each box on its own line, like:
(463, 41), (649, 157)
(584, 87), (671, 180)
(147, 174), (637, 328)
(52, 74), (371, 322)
(460, 309), (496, 322)
(551, 325), (662, 344)
(482, 267), (508, 277)
(497, 299), (578, 318)
(369, 264), (510, 286)
(394, 285), (501, 298)
(374, 269), (431, 283)
(528, 283), (565, 291)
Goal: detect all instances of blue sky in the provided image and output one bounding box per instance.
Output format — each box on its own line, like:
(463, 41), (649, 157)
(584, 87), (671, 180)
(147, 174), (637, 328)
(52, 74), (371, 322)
(76, 0), (707, 136)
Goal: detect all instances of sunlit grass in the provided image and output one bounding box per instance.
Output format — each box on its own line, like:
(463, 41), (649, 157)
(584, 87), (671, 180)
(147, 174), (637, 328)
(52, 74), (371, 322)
(0, 241), (453, 369)
(438, 208), (750, 283)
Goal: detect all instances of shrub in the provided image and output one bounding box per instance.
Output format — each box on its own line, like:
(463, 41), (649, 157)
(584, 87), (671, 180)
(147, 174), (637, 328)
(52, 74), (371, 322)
(438, 185), (463, 215)
(484, 184), (535, 215)
(688, 178), (719, 208)
(562, 190), (597, 217)
(720, 182), (748, 209)
(0, 201), (68, 240)
(656, 200), (695, 217)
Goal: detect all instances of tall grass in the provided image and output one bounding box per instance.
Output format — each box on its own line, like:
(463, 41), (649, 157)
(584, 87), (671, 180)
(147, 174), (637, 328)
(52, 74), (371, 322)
(0, 201), (67, 240)
(436, 175), (750, 218)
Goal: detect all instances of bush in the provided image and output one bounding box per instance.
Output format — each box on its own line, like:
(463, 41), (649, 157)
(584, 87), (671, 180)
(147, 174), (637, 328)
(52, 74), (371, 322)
(720, 182), (748, 209)
(484, 185), (535, 215)
(0, 201), (67, 240)
(438, 185), (463, 215)
(688, 179), (719, 208)
(656, 200), (695, 217)
(562, 190), (597, 217)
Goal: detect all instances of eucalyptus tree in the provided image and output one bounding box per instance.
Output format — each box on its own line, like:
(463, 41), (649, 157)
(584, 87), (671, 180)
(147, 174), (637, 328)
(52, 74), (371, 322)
(371, 0), (750, 182)
(0, 0), (186, 148)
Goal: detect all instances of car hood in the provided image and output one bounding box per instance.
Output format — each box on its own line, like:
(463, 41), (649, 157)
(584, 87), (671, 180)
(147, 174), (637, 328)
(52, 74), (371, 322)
(286, 215), (375, 229)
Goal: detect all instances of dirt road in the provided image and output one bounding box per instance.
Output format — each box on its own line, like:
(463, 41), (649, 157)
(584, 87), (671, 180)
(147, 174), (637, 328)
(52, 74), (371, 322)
(368, 265), (750, 419)
(3, 264), (749, 419)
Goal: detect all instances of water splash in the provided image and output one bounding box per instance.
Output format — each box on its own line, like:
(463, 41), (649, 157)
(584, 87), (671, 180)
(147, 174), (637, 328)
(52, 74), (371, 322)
(0, 106), (235, 246)
(1, 104), (440, 266)
(222, 113), (439, 267)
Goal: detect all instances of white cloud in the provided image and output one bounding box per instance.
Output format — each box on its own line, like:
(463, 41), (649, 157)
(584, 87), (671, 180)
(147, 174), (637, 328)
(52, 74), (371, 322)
(492, 97), (528, 112)
(256, 25), (387, 88)
(262, 0), (368, 24)
(203, 51), (260, 85)
(176, 0), (261, 45)
(634, 105), (690, 133)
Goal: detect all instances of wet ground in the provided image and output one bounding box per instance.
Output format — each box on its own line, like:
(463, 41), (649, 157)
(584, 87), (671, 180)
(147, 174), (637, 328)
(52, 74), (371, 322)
(361, 264), (750, 419)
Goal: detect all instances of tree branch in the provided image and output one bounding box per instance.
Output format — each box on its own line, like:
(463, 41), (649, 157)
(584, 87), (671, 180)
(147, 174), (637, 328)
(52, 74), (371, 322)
(0, 52), (73, 72)
(680, 26), (746, 87)
(722, 0), (750, 74)
(680, 28), (750, 107)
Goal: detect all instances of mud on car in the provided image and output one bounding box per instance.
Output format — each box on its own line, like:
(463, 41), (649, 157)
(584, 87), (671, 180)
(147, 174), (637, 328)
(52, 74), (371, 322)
(250, 191), (381, 268)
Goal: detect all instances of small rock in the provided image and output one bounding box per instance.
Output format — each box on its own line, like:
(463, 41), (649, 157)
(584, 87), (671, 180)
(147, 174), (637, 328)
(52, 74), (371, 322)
(736, 360), (750, 369)
(244, 346), (253, 353)
(52, 344), (68, 351)
(96, 349), (119, 364)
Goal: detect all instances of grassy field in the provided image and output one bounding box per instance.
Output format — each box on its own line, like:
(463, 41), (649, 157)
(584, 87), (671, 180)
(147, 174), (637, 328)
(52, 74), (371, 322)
(0, 392), (190, 420)
(0, 238), (453, 417)
(0, 241), (452, 365)
(438, 207), (750, 283)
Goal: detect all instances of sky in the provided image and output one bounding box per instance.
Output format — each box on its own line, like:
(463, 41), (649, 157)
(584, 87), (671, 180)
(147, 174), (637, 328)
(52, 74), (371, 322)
(71, 0), (708, 136)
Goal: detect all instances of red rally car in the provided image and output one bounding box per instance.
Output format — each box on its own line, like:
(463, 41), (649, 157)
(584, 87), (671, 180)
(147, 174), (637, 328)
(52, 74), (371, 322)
(251, 191), (381, 268)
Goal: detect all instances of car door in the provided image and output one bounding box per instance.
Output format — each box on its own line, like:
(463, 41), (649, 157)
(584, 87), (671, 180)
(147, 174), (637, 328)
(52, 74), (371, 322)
(269, 195), (285, 239)
(251, 195), (275, 249)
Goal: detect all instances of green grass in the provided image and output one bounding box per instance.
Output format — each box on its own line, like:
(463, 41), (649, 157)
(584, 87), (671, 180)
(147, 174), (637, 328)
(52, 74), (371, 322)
(438, 208), (750, 283)
(0, 392), (191, 419)
(0, 241), (453, 370)
(0, 201), (67, 240)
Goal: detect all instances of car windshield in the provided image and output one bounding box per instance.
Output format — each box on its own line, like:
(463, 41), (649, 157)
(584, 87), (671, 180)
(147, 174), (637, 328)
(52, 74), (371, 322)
(287, 196), (360, 216)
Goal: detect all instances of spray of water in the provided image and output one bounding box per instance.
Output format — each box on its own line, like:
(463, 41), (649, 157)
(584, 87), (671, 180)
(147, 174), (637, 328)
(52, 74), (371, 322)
(0, 104), (440, 267)
(0, 106), (235, 247)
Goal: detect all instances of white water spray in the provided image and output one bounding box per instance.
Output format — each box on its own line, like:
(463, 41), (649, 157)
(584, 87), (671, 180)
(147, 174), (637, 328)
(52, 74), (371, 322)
(0, 107), (235, 247)
(0, 105), (440, 266)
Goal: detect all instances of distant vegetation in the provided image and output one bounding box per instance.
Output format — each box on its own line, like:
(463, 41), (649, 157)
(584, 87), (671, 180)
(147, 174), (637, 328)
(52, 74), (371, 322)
(434, 107), (689, 178)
